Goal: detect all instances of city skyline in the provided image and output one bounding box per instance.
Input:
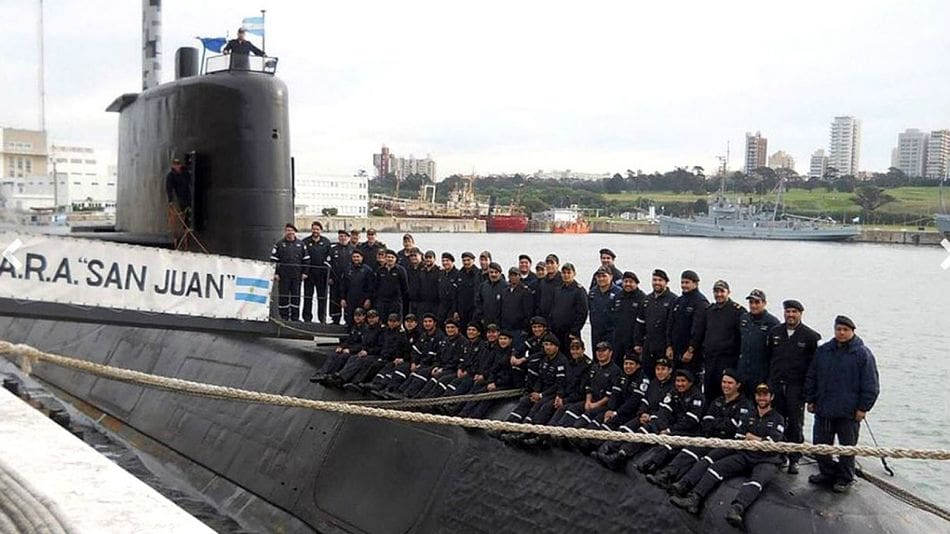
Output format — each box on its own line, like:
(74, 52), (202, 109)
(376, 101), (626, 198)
(2, 1), (950, 178)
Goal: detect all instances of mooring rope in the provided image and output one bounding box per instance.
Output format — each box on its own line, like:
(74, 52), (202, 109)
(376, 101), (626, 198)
(2, 340), (950, 460)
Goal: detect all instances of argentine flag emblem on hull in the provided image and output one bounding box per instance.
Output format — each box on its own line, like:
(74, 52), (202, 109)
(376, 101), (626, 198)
(235, 276), (270, 304)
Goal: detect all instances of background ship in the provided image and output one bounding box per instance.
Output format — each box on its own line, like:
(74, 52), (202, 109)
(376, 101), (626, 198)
(659, 178), (859, 241)
(0, 6), (946, 533)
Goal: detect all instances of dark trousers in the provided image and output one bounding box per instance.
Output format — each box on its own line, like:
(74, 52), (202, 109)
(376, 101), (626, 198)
(665, 446), (712, 479)
(376, 299), (402, 322)
(506, 396), (556, 425)
(329, 280), (344, 324)
(680, 447), (735, 488)
(277, 276), (301, 321)
(302, 272), (329, 323)
(813, 415), (860, 483)
(692, 453), (780, 509)
(772, 381), (805, 461)
(703, 357), (736, 404)
(458, 382), (497, 419)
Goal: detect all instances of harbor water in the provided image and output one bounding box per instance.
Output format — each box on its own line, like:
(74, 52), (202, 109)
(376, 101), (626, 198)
(377, 231), (950, 507)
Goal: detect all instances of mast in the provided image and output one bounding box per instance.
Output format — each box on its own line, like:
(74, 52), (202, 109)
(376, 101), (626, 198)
(142, 0), (162, 90)
(37, 0), (46, 131)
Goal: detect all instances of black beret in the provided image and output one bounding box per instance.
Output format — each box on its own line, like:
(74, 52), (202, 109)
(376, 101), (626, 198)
(541, 333), (560, 346)
(518, 254), (532, 262)
(654, 357), (672, 368)
(783, 299), (804, 312)
(681, 270), (700, 283)
(387, 313), (401, 322)
(366, 309), (379, 316)
(499, 330), (514, 339)
(652, 269), (669, 282)
(351, 249), (364, 257)
(599, 248), (616, 259)
(675, 368), (696, 382)
(508, 267), (521, 276)
(285, 223), (298, 231)
(595, 341), (613, 351)
(623, 351), (641, 363)
(424, 250), (436, 258)
(488, 262), (502, 272)
(561, 262), (576, 272)
(530, 316), (548, 327)
(337, 229), (348, 235)
(442, 252), (455, 261)
(622, 271), (639, 283)
(384, 249), (397, 256)
(444, 318), (459, 328)
(404, 314), (417, 322)
(721, 368), (740, 381)
(835, 315), (856, 330)
(461, 251), (475, 260)
(421, 312), (437, 321)
(595, 267), (611, 276)
(713, 279), (730, 291)
(545, 253), (559, 263)
(467, 321), (483, 332)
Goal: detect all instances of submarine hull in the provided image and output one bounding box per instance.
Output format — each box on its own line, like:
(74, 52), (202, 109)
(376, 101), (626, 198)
(0, 315), (944, 534)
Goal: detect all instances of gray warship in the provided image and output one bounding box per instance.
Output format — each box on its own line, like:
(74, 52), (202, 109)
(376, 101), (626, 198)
(658, 180), (860, 241)
(0, 6), (947, 533)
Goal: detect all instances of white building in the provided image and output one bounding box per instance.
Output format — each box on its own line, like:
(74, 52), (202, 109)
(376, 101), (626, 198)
(0, 127), (54, 211)
(828, 116), (861, 176)
(808, 149), (829, 179)
(892, 129), (929, 178)
(925, 130), (950, 180)
(49, 144), (117, 210)
(744, 131), (768, 173)
(372, 145), (437, 182)
(295, 173), (368, 217)
(767, 150), (795, 171)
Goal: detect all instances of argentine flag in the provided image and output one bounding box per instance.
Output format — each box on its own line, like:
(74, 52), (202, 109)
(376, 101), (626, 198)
(235, 276), (270, 304)
(242, 16), (265, 37)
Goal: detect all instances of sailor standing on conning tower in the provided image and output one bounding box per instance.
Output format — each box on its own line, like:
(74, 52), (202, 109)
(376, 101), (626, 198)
(223, 27), (264, 70)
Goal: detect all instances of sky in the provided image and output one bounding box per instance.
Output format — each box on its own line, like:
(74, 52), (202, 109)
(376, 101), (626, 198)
(2, 0), (949, 178)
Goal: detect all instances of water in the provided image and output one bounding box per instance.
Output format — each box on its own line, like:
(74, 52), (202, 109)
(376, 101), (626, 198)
(379, 231), (950, 507)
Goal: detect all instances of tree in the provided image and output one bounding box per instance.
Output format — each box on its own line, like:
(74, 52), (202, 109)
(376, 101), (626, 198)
(852, 185), (895, 222)
(605, 173), (624, 194)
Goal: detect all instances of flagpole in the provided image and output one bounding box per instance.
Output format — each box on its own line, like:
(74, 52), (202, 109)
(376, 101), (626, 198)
(260, 9), (266, 54)
(196, 37), (206, 74)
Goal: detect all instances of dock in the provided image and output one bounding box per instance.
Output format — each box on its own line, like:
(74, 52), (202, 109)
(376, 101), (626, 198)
(0, 386), (213, 533)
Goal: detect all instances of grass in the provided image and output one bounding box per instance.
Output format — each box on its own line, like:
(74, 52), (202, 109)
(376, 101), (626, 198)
(603, 187), (946, 218)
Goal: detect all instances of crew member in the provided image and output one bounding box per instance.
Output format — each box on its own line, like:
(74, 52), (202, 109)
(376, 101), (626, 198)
(302, 221), (332, 323)
(589, 267), (621, 350)
(805, 315), (880, 493)
(689, 280), (744, 404)
(474, 262), (507, 327)
(310, 308), (366, 386)
(499, 268), (534, 347)
(456, 252), (481, 324)
(396, 233), (416, 269)
(536, 254), (562, 318)
(551, 341), (621, 431)
(666, 270), (708, 380)
(517, 254), (540, 300)
(589, 248), (623, 289)
(341, 250), (374, 326)
(634, 269), (676, 378)
(373, 249), (408, 320)
(437, 253), (460, 323)
(737, 289), (780, 393)
(414, 251), (441, 318)
(164, 157), (192, 227)
(498, 333), (567, 441)
(222, 27), (265, 70)
(404, 248), (423, 316)
(767, 299), (821, 474)
(270, 224), (309, 321)
(358, 229), (385, 270)
(549, 263), (588, 349)
(611, 271), (646, 367)
(670, 383), (786, 530)
(458, 329), (516, 419)
(327, 230), (353, 324)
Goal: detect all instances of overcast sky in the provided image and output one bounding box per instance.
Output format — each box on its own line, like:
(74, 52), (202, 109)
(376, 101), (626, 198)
(2, 0), (949, 177)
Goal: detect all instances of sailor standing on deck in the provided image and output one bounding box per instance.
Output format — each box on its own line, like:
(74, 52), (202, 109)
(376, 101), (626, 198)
(689, 280), (744, 404)
(767, 299), (820, 474)
(302, 222), (332, 323)
(737, 289), (780, 395)
(805, 315), (880, 493)
(589, 248), (623, 289)
(270, 224), (309, 321)
(666, 270), (708, 381)
(634, 269), (677, 378)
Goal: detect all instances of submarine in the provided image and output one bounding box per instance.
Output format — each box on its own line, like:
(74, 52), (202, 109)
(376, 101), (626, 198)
(1, 6), (948, 534)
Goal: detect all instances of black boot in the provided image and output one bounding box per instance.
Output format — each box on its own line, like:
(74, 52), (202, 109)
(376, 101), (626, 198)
(670, 492), (702, 515)
(669, 479), (692, 497)
(637, 460), (658, 474)
(724, 503), (745, 530)
(787, 460), (799, 475)
(646, 468), (676, 489)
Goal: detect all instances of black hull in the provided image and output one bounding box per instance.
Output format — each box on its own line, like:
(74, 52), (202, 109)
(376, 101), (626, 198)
(0, 315), (944, 534)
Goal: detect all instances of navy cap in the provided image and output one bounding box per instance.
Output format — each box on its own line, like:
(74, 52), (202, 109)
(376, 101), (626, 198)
(675, 368), (696, 382)
(442, 252), (455, 261)
(755, 382), (772, 394)
(835, 315), (856, 330)
(713, 279), (730, 291)
(652, 269), (669, 282)
(721, 368), (740, 381)
(746, 289), (766, 301)
(783, 299), (804, 312)
(654, 357), (672, 368)
(623, 351), (641, 363)
(681, 270), (700, 282)
(599, 248), (616, 259)
(622, 271), (639, 283)
(542, 333), (560, 347)
(595, 341), (613, 351)
(530, 316), (548, 327)
(462, 251), (475, 260)
(488, 262), (502, 272)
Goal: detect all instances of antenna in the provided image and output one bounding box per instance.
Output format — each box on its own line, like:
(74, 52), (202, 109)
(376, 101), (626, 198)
(37, 0), (46, 131)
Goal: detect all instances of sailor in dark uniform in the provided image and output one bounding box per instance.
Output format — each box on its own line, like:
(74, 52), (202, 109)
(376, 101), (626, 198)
(689, 279), (744, 404)
(767, 299), (821, 474)
(270, 224), (309, 321)
(223, 28), (265, 70)
(327, 230), (353, 325)
(670, 383), (786, 530)
(665, 270), (708, 379)
(499, 333), (567, 438)
(373, 249), (408, 320)
(634, 269), (677, 378)
(550, 341), (621, 429)
(611, 271), (646, 367)
(301, 221), (332, 323)
(164, 157), (192, 226)
(588, 268), (621, 350)
(737, 289), (780, 394)
(588, 248), (623, 289)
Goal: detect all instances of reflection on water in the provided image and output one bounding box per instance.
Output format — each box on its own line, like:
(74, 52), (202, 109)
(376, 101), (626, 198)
(378, 232), (950, 507)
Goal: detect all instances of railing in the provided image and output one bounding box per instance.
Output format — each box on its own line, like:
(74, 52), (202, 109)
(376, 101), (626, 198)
(204, 54), (279, 75)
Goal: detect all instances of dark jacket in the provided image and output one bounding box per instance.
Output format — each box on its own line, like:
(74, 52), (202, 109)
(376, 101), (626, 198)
(611, 287), (647, 355)
(531, 352), (568, 398)
(456, 267), (481, 318)
(164, 169), (192, 208)
(374, 265), (409, 305)
(610, 368), (650, 417)
(328, 242), (354, 283)
(405, 264), (423, 305)
(499, 284), (534, 333)
(475, 278), (507, 326)
(657, 385), (704, 435)
(549, 281), (589, 336)
(588, 285), (622, 339)
(357, 241), (385, 270)
(437, 267), (461, 320)
(636, 375), (674, 421)
(341, 263), (374, 306)
(414, 329), (447, 367)
(436, 335), (466, 373)
(562, 356), (592, 402)
(805, 336), (880, 419)
(459, 338), (488, 374)
(702, 394), (754, 439)
(340, 323), (365, 353)
(737, 310), (781, 387)
(535, 272), (562, 317)
(361, 324), (383, 356)
(767, 323), (821, 386)
(589, 264), (623, 290)
(270, 238), (309, 278)
(635, 288), (677, 353)
(416, 266), (441, 307)
(301, 234), (332, 279)
(738, 407), (786, 461)
(690, 298), (745, 363)
(223, 38), (264, 55)
(378, 328), (410, 362)
(667, 289), (709, 366)
(482, 343), (513, 388)
(586, 361), (622, 404)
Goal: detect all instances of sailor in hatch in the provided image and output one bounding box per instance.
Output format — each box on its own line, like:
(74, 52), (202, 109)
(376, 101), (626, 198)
(223, 27), (265, 70)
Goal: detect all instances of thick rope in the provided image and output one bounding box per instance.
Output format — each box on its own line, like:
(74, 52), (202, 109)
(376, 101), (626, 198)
(3, 340), (950, 460)
(857, 467), (950, 522)
(346, 388), (523, 409)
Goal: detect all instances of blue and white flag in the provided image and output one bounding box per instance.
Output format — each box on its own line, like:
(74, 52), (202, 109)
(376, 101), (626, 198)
(241, 16), (265, 37)
(234, 276), (270, 304)
(197, 37), (227, 53)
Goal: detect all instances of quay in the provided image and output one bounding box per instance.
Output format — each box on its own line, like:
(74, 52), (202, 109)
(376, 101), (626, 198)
(0, 386), (213, 533)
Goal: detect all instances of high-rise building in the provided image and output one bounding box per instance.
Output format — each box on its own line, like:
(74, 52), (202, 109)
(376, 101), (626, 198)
(49, 144), (117, 210)
(893, 129), (929, 178)
(744, 131), (768, 173)
(373, 145), (437, 183)
(808, 148), (829, 179)
(294, 173), (368, 217)
(828, 116), (861, 176)
(0, 127), (52, 211)
(768, 150), (795, 171)
(925, 130), (950, 180)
